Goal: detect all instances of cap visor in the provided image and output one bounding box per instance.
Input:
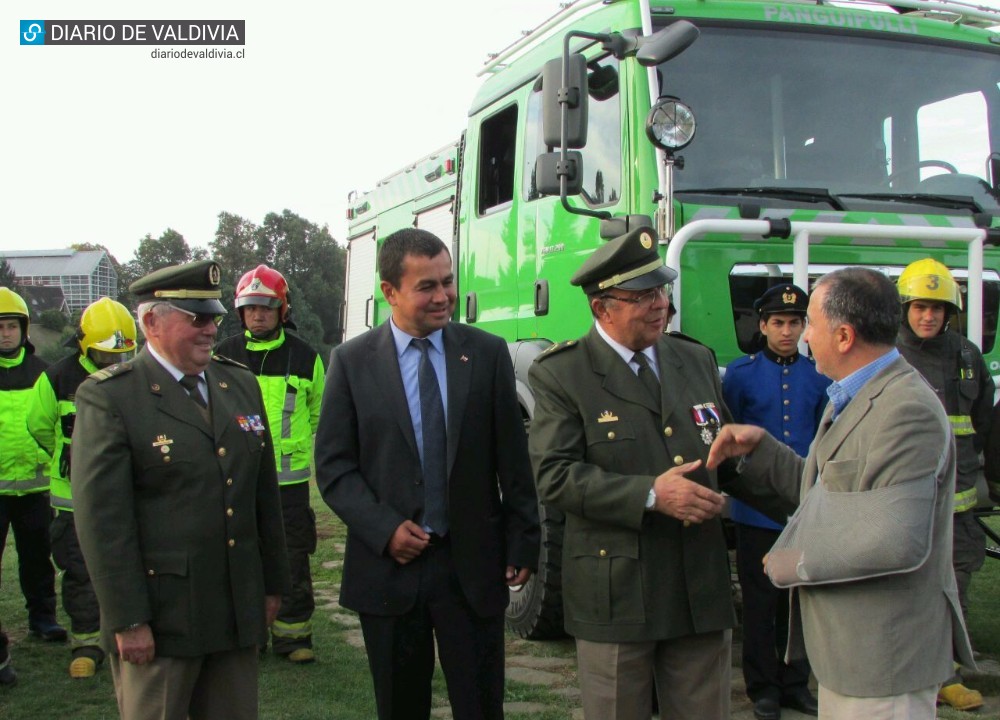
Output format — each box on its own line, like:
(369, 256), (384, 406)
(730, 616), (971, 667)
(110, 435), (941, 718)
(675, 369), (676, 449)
(170, 299), (227, 315)
(614, 265), (677, 291)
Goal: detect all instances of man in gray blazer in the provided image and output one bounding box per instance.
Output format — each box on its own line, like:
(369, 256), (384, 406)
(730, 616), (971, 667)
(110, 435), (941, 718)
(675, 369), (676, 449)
(709, 267), (974, 719)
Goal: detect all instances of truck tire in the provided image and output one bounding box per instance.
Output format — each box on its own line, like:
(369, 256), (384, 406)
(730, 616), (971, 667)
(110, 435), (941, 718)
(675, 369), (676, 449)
(506, 500), (566, 639)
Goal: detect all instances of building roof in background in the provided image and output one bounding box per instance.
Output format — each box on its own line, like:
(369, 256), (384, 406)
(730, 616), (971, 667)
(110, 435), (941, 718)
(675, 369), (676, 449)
(19, 284), (69, 315)
(2, 249), (109, 277)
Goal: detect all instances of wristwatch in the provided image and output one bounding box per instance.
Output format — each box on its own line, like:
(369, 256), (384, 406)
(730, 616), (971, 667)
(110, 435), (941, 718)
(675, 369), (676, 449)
(645, 488), (656, 510)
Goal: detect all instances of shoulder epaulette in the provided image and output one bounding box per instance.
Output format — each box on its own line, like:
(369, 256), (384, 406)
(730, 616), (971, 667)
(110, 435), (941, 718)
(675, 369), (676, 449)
(212, 354), (250, 371)
(90, 363), (133, 382)
(537, 339), (579, 361)
(665, 331), (707, 348)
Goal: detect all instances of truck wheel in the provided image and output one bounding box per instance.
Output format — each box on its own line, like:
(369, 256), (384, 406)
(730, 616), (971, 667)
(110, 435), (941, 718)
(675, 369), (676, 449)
(505, 500), (566, 639)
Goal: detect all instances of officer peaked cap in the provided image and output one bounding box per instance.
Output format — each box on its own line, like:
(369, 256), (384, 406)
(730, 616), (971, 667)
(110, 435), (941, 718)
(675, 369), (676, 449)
(571, 226), (677, 296)
(130, 259), (227, 315)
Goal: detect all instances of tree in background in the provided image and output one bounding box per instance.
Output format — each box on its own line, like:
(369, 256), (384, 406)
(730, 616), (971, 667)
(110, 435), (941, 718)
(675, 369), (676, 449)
(0, 258), (17, 288)
(119, 229), (207, 307)
(211, 210), (345, 356)
(38, 309), (68, 332)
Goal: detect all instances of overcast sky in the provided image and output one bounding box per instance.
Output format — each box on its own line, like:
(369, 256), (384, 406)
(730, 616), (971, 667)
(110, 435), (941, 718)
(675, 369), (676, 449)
(3, 1), (562, 263)
(6, 1), (1000, 265)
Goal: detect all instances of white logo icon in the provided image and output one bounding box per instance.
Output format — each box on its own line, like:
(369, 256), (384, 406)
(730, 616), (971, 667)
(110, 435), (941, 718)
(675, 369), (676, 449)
(22, 22), (44, 43)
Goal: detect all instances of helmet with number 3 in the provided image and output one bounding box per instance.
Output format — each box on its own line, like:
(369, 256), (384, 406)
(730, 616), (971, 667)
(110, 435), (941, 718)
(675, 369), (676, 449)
(897, 258), (962, 312)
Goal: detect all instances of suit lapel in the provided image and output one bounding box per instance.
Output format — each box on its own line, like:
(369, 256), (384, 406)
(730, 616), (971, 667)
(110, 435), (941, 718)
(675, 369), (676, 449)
(814, 356), (908, 479)
(656, 338), (687, 425)
(366, 322), (420, 462)
(207, 365), (238, 441)
(443, 324), (471, 475)
(585, 327), (660, 415)
(136, 351), (212, 438)
(803, 404), (834, 494)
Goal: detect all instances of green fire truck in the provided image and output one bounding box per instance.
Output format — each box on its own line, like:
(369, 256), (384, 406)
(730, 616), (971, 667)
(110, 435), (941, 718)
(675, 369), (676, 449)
(344, 0), (1000, 638)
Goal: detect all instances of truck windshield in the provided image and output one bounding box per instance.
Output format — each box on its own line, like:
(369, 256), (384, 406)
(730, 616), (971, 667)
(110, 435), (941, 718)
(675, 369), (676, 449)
(658, 21), (1000, 213)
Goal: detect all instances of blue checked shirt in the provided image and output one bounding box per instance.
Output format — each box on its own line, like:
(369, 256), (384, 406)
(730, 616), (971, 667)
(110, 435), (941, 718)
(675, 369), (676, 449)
(826, 348), (899, 420)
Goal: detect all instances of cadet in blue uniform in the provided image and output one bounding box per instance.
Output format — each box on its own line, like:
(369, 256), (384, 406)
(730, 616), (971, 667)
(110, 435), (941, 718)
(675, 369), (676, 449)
(723, 284), (830, 720)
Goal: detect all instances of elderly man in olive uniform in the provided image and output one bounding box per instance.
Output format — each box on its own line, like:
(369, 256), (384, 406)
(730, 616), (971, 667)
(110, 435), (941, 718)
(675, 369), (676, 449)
(72, 260), (290, 720)
(528, 227), (755, 720)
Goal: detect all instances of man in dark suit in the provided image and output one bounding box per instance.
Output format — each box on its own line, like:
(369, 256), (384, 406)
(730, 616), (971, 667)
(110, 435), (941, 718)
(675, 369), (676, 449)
(315, 228), (540, 720)
(73, 260), (290, 720)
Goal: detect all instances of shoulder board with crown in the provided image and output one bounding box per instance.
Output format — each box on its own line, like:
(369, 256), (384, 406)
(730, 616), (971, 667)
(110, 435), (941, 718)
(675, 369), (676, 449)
(212, 354), (250, 371)
(537, 339), (579, 362)
(90, 363), (133, 383)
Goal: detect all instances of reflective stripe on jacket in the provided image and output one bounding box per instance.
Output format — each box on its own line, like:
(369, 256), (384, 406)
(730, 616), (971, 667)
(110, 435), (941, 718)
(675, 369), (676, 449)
(897, 327), (995, 505)
(0, 347), (50, 494)
(27, 354), (97, 510)
(214, 329), (324, 485)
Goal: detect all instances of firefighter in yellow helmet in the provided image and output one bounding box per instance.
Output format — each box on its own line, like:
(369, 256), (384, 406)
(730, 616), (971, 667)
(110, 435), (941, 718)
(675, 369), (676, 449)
(215, 265), (325, 664)
(896, 259), (993, 712)
(26, 297), (136, 679)
(0, 287), (65, 687)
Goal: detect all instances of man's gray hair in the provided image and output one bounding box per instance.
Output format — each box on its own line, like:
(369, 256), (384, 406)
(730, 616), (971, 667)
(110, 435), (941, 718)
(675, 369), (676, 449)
(815, 267), (901, 346)
(136, 301), (174, 335)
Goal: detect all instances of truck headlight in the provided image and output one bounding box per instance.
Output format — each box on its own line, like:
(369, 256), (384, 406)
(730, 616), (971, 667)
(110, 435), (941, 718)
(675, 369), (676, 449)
(646, 97), (696, 151)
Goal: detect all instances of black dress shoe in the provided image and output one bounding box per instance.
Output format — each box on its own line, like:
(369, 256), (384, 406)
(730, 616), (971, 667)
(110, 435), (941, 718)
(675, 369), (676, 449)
(753, 696), (781, 720)
(0, 658), (16, 687)
(781, 687), (818, 716)
(29, 619), (67, 642)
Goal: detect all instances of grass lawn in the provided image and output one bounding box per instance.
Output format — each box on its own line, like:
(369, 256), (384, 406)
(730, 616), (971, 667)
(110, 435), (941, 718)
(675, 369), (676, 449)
(4, 496), (1000, 719)
(0, 488), (578, 720)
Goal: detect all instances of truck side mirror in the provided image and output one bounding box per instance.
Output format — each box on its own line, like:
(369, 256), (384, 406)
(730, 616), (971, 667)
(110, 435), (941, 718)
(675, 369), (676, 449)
(536, 151), (584, 196)
(635, 21), (700, 66)
(542, 53), (589, 149)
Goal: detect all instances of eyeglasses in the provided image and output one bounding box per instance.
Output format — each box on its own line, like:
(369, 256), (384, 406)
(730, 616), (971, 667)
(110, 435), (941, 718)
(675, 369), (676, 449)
(172, 306), (224, 328)
(601, 284), (672, 310)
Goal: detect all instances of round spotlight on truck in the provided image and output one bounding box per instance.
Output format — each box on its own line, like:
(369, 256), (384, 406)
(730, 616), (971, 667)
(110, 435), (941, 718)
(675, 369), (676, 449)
(646, 97), (696, 151)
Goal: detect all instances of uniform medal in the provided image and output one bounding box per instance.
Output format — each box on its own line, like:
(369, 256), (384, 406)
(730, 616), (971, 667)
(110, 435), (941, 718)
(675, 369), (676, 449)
(691, 402), (721, 445)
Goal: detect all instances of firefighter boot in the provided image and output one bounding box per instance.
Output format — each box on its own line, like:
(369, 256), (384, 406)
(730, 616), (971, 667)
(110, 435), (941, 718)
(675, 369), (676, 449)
(287, 648), (315, 664)
(938, 682), (984, 711)
(69, 656), (96, 679)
